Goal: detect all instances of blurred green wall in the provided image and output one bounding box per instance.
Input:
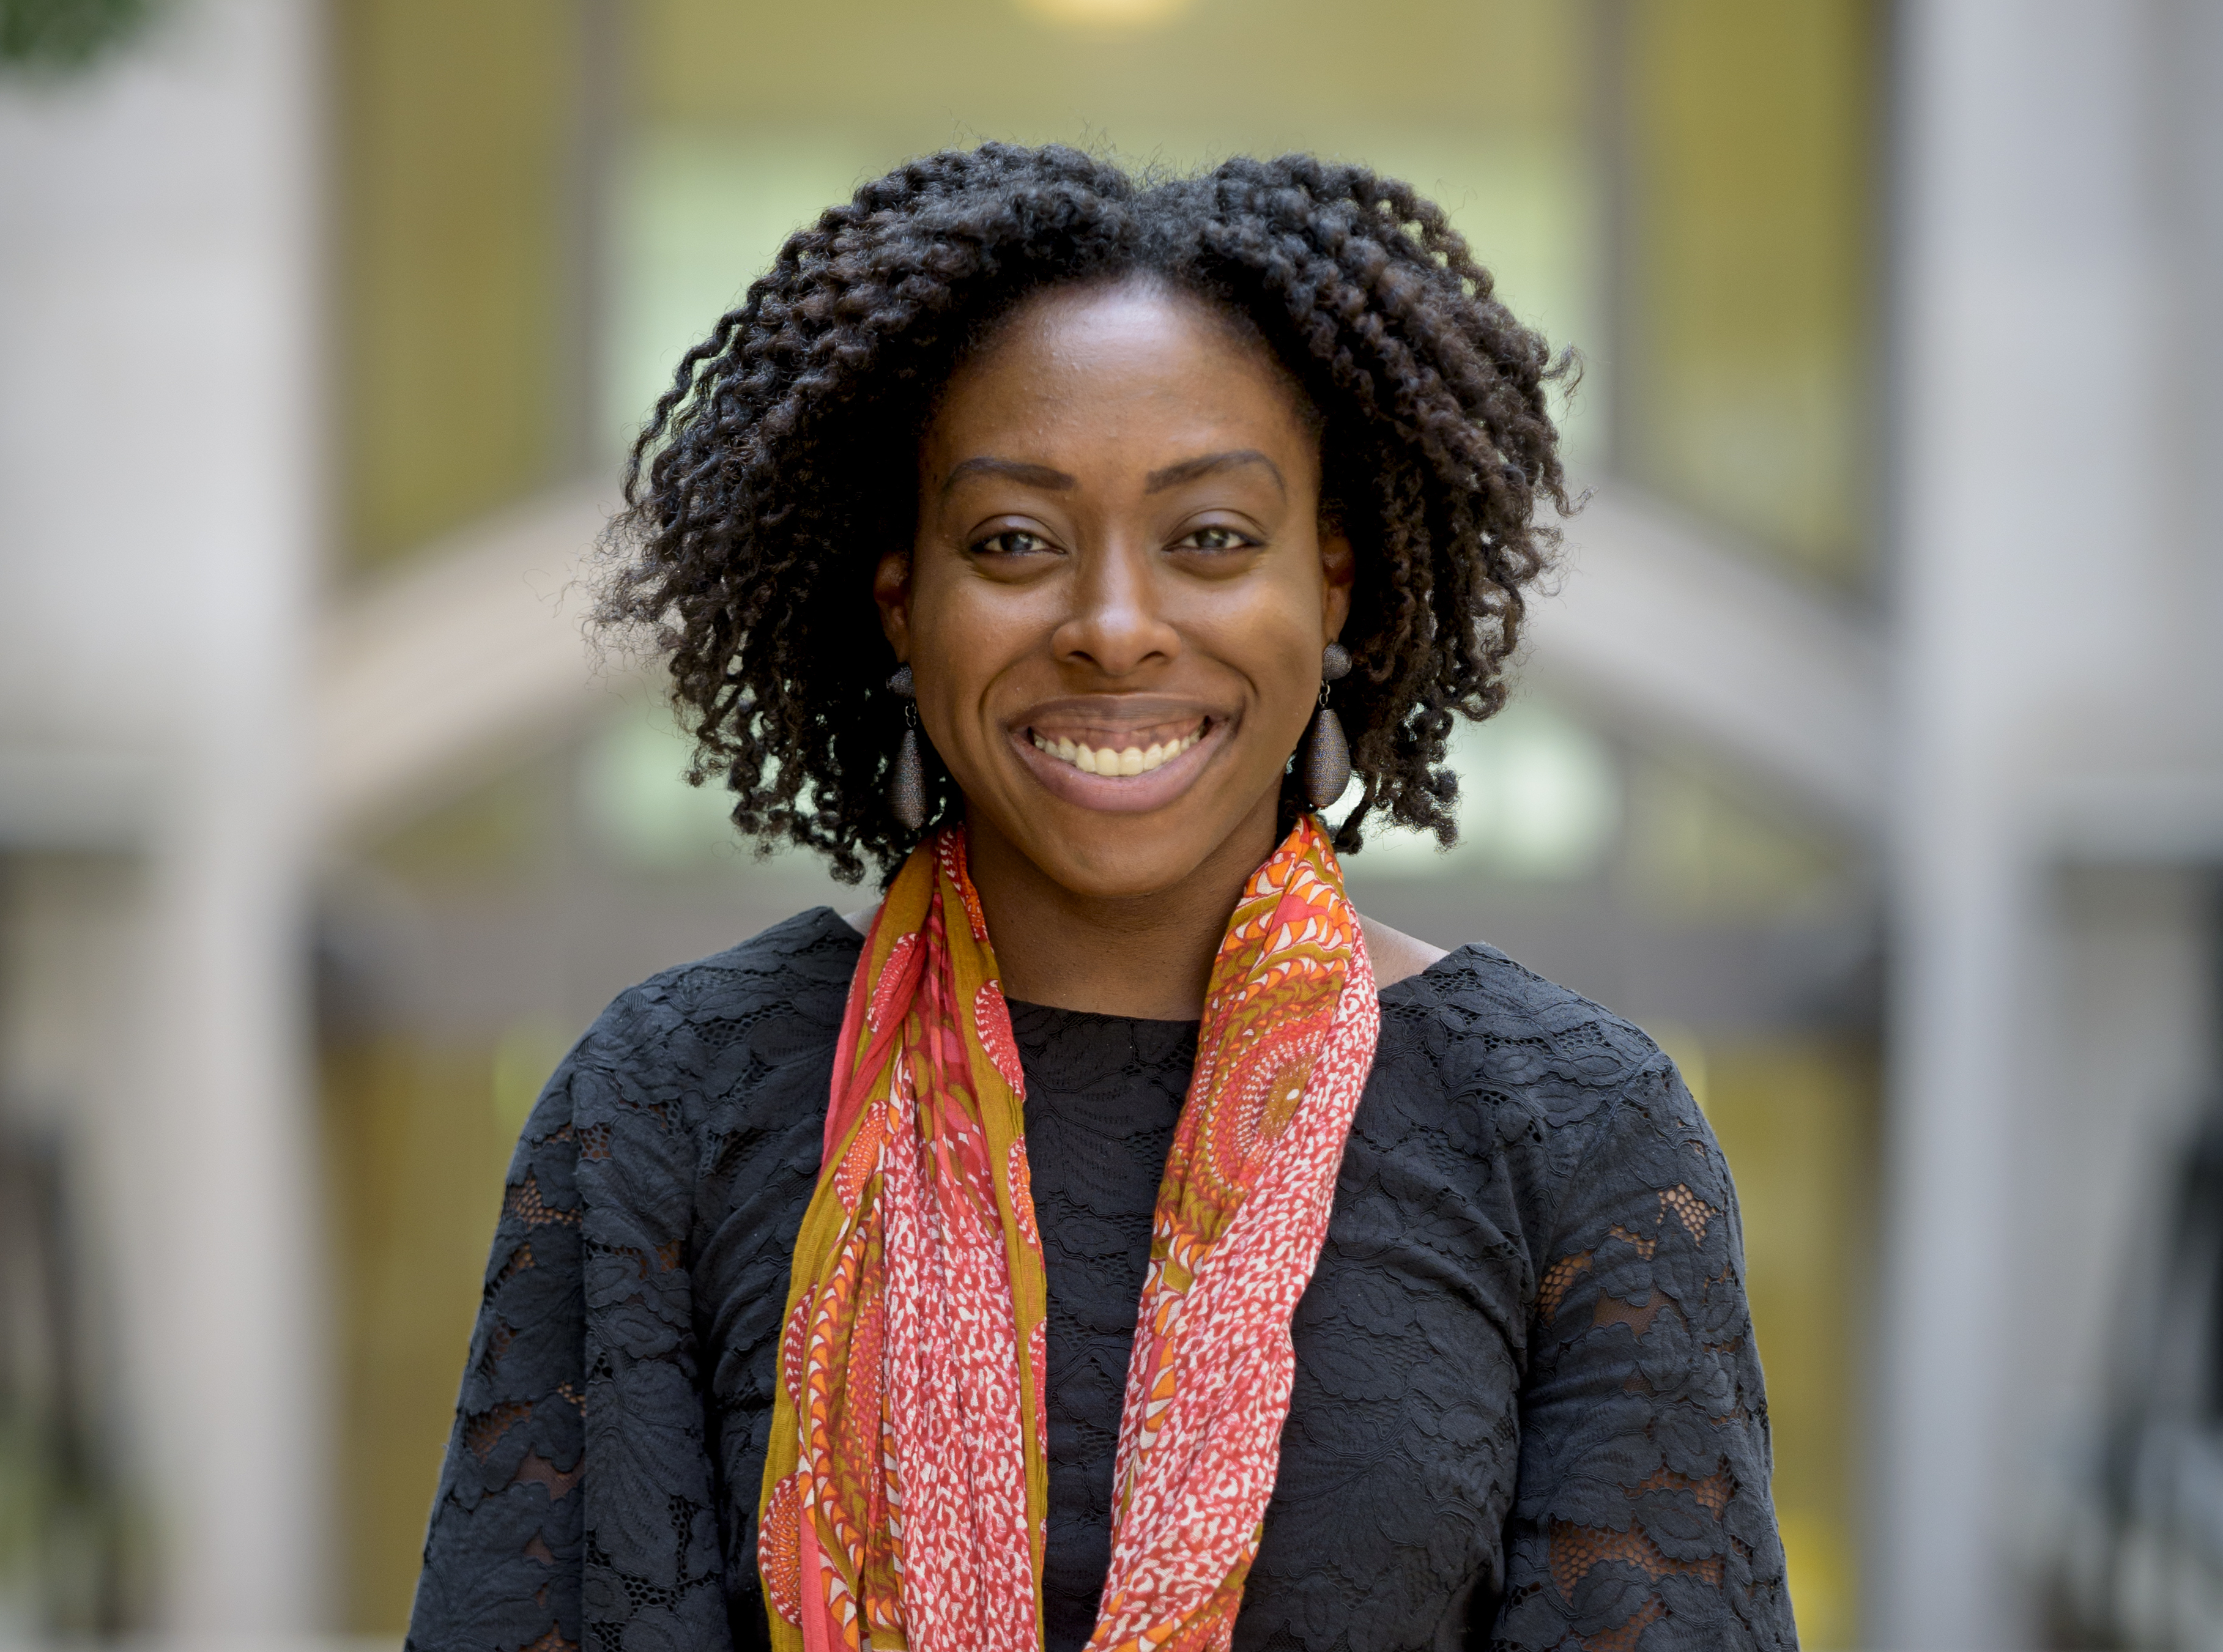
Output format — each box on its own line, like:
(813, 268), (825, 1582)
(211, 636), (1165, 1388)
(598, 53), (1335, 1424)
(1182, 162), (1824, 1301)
(336, 0), (583, 568)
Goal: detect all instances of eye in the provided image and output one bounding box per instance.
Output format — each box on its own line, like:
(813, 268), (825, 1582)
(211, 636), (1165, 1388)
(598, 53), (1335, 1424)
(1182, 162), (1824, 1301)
(970, 529), (1057, 558)
(1173, 525), (1256, 554)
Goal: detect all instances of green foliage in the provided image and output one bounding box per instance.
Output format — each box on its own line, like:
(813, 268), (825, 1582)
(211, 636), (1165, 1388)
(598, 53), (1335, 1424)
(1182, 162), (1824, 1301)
(0, 0), (155, 71)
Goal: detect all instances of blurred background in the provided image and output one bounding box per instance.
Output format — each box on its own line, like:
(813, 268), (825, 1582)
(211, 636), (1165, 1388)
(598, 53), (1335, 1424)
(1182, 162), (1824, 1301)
(0, 0), (2218, 1647)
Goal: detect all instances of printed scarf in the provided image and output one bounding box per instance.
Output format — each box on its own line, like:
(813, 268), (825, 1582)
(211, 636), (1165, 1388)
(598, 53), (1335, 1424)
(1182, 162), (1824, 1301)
(757, 816), (1379, 1652)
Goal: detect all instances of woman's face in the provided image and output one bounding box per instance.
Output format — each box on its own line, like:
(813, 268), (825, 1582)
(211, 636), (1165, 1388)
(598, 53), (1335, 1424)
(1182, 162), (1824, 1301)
(878, 277), (1351, 902)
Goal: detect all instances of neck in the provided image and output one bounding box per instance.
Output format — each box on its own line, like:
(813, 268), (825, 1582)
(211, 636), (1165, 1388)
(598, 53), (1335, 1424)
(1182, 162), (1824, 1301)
(961, 796), (1283, 1021)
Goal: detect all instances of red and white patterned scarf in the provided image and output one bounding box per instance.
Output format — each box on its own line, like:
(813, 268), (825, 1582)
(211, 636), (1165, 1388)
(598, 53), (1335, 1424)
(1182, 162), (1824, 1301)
(758, 816), (1379, 1651)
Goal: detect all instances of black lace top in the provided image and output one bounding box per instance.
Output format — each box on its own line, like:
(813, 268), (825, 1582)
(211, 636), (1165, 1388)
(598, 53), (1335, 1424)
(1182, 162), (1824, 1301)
(407, 908), (1797, 1651)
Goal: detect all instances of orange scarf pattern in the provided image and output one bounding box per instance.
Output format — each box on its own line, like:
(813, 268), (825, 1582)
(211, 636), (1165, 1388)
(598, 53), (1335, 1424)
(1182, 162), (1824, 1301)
(757, 817), (1379, 1652)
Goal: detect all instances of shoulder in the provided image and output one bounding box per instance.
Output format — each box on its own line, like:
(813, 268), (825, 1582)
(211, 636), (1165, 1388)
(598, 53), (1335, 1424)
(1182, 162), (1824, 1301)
(1369, 944), (1713, 1200)
(1357, 912), (1447, 988)
(563, 906), (863, 1127)
(587, 905), (862, 1037)
(1379, 944), (1675, 1122)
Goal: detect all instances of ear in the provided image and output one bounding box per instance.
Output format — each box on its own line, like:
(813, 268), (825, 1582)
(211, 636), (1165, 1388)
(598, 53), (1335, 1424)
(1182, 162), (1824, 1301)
(873, 550), (913, 660)
(1319, 526), (1354, 643)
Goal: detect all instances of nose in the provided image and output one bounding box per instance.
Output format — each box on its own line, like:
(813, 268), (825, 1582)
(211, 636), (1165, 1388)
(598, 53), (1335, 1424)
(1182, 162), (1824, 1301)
(1050, 536), (1180, 678)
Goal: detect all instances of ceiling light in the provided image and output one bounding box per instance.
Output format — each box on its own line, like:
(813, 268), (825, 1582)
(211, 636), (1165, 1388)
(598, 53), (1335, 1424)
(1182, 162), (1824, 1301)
(1015, 0), (1194, 29)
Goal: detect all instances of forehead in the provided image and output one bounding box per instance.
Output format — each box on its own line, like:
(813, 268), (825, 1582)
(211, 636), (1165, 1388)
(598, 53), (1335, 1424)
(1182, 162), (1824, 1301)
(924, 279), (1318, 476)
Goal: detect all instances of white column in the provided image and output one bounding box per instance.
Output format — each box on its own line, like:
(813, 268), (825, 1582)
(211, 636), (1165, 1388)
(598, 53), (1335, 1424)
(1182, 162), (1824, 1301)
(1877, 2), (2162, 1645)
(0, 0), (328, 1632)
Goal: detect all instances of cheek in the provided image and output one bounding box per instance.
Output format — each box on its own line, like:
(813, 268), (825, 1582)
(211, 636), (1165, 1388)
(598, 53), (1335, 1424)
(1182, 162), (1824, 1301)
(1189, 577), (1324, 708)
(910, 567), (1030, 669)
(903, 564), (1041, 746)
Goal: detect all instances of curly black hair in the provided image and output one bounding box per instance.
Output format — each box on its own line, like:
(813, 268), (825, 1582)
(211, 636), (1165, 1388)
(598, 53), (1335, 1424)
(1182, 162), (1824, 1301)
(599, 143), (1572, 885)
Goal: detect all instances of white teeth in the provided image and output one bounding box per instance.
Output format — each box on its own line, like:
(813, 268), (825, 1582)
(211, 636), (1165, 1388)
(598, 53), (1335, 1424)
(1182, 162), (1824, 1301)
(1030, 728), (1203, 776)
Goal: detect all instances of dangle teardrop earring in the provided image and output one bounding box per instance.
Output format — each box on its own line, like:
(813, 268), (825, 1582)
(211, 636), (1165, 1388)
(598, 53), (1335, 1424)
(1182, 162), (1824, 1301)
(1301, 642), (1353, 810)
(887, 665), (927, 832)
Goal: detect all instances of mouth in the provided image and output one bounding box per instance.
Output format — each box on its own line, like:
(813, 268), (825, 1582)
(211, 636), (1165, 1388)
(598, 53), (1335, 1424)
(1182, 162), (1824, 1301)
(1008, 702), (1228, 813)
(1026, 721), (1204, 777)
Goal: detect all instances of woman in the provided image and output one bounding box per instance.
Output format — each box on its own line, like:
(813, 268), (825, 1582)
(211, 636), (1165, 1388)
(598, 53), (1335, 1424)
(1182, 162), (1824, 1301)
(407, 146), (1797, 1651)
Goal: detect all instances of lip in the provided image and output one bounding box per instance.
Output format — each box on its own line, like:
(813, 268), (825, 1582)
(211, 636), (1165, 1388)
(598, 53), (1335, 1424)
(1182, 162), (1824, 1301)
(1007, 695), (1233, 815)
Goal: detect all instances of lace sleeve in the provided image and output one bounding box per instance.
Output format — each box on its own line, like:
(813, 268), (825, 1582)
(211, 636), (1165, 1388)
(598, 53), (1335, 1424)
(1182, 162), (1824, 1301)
(408, 981), (735, 1652)
(1490, 1055), (1797, 1651)
(407, 1061), (593, 1652)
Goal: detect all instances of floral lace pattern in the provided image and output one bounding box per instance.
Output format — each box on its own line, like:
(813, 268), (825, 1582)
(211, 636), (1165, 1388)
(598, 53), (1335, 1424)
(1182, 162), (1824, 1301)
(407, 908), (1795, 1651)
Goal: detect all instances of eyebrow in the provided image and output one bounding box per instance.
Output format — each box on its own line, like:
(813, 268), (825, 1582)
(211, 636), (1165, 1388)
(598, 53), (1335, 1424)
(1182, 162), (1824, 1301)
(938, 448), (1288, 498)
(1145, 449), (1285, 497)
(941, 456), (1075, 494)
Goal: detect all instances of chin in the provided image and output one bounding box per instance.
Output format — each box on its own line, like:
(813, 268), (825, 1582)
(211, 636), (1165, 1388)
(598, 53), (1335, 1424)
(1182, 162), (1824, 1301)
(1033, 836), (1196, 901)
(1016, 799), (1267, 903)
